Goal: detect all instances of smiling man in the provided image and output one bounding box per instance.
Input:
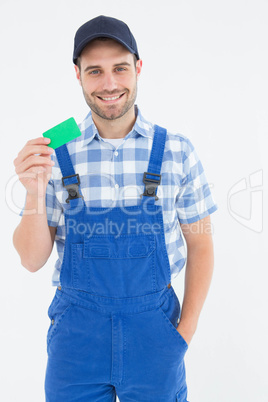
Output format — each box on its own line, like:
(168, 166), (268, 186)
(13, 15), (218, 402)
(75, 35), (142, 137)
(76, 39), (140, 123)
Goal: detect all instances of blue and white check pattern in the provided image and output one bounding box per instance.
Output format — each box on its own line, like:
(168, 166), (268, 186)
(46, 105), (218, 286)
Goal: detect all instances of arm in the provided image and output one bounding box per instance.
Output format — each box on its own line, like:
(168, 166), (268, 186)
(13, 202), (56, 272)
(13, 137), (56, 272)
(176, 215), (214, 345)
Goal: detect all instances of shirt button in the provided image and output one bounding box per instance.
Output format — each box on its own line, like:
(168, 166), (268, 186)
(115, 184), (119, 189)
(114, 151), (118, 157)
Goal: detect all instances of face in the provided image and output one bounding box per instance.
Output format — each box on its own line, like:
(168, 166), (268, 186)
(74, 39), (142, 121)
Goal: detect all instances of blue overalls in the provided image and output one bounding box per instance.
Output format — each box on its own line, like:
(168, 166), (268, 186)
(45, 125), (189, 402)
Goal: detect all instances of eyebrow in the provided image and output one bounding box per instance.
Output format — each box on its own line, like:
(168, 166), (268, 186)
(84, 62), (131, 73)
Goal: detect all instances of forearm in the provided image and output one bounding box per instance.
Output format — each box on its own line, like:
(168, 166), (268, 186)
(13, 194), (53, 272)
(179, 235), (214, 338)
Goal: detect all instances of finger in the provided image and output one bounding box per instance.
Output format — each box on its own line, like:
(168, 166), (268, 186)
(15, 155), (55, 174)
(18, 166), (45, 178)
(26, 137), (51, 146)
(14, 144), (54, 166)
(17, 167), (52, 184)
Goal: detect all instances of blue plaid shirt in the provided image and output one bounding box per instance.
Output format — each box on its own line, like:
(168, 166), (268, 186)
(45, 105), (217, 286)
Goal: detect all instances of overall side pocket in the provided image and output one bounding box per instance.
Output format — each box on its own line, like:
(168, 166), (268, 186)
(158, 290), (188, 351)
(47, 292), (74, 350)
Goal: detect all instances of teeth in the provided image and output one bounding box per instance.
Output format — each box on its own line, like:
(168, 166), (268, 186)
(100, 95), (122, 101)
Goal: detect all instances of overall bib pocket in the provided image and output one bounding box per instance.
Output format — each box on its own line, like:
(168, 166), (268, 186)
(71, 234), (156, 297)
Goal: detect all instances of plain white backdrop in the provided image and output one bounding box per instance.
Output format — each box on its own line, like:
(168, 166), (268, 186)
(1, 0), (268, 401)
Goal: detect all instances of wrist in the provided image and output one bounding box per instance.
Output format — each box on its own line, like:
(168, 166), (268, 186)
(177, 317), (197, 336)
(176, 319), (197, 345)
(26, 191), (46, 200)
(24, 193), (47, 216)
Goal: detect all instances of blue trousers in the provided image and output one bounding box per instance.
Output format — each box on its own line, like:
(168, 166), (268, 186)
(45, 285), (188, 401)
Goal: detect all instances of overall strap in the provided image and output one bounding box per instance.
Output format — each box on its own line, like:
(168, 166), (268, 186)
(141, 124), (167, 203)
(55, 144), (84, 207)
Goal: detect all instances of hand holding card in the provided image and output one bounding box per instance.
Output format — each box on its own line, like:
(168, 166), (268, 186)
(42, 118), (81, 149)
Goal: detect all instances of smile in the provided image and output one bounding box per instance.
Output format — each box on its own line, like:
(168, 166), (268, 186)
(97, 93), (125, 102)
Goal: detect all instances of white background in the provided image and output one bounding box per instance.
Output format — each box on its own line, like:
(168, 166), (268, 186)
(1, 0), (268, 401)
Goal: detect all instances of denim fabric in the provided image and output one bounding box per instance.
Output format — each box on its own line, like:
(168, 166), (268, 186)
(45, 126), (189, 401)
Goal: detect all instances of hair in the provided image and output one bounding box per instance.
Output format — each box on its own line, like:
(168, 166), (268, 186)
(75, 37), (138, 71)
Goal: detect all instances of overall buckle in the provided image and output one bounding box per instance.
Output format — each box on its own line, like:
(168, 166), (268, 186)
(62, 174), (83, 204)
(140, 172), (161, 201)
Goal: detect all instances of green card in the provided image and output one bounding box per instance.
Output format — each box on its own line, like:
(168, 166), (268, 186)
(42, 117), (81, 149)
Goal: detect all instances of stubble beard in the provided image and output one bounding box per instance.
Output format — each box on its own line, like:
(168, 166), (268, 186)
(82, 85), (137, 121)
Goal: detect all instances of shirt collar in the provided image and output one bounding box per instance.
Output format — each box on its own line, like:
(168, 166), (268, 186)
(79, 105), (154, 148)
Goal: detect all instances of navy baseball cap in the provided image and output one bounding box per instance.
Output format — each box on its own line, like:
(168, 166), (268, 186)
(73, 15), (140, 64)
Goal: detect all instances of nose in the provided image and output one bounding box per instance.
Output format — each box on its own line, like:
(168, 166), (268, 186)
(102, 72), (118, 92)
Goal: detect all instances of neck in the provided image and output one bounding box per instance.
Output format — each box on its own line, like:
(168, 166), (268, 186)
(91, 106), (136, 139)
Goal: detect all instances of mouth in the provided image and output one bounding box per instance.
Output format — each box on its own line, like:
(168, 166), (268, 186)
(96, 92), (126, 103)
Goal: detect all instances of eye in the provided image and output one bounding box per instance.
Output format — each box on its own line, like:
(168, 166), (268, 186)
(115, 67), (126, 72)
(89, 70), (100, 75)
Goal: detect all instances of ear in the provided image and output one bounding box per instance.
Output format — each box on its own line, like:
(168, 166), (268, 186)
(136, 59), (143, 79)
(74, 65), (82, 86)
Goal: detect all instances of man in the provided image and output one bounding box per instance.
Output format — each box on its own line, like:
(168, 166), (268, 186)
(13, 15), (217, 402)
